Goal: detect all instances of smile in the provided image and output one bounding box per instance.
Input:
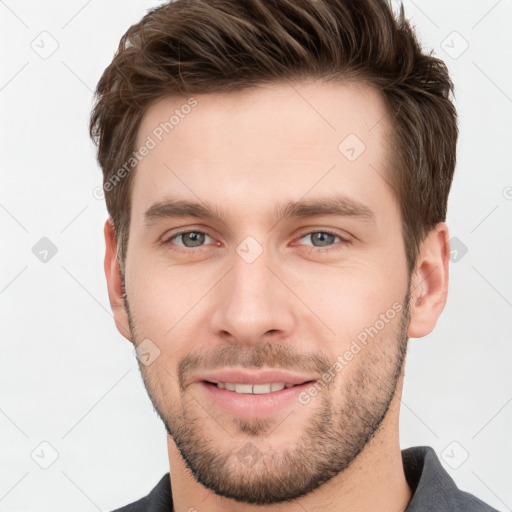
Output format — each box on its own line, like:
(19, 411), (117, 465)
(199, 380), (316, 419)
(213, 382), (298, 393)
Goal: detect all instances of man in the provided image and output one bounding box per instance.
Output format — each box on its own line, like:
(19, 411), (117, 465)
(89, 0), (498, 510)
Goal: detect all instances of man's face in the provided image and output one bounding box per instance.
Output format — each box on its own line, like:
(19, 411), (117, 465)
(121, 80), (412, 504)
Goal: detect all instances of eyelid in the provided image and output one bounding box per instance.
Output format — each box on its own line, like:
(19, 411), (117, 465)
(294, 227), (349, 240)
(160, 225), (216, 242)
(161, 226), (352, 255)
(171, 231), (213, 245)
(162, 228), (217, 249)
(292, 229), (351, 250)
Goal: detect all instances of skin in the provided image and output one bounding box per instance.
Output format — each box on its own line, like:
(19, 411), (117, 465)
(104, 79), (450, 512)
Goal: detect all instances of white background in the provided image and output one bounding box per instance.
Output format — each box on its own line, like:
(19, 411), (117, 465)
(1, 0), (511, 510)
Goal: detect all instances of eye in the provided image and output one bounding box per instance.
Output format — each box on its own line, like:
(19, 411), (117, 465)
(296, 230), (349, 251)
(164, 230), (215, 250)
(161, 229), (350, 255)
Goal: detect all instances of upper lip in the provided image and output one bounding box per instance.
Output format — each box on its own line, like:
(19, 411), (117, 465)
(195, 369), (317, 386)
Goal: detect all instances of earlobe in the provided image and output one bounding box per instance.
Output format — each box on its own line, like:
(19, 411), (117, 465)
(408, 222), (450, 338)
(104, 218), (133, 342)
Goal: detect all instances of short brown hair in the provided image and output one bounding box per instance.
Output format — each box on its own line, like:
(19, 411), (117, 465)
(89, 0), (458, 274)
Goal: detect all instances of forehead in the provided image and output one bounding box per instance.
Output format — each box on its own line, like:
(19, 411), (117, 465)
(135, 79), (390, 152)
(131, 80), (395, 224)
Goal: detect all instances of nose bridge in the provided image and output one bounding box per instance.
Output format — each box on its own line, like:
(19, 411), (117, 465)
(210, 242), (294, 342)
(232, 246), (272, 304)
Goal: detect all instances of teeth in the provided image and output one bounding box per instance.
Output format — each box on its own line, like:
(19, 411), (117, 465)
(235, 384), (253, 394)
(253, 384), (273, 394)
(215, 382), (292, 394)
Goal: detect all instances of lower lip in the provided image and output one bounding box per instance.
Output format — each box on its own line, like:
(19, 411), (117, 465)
(197, 381), (315, 419)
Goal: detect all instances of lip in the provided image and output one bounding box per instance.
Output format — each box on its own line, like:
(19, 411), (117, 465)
(194, 368), (317, 386)
(194, 369), (318, 420)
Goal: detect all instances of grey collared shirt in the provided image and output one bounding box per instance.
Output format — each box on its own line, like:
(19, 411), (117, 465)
(110, 446), (499, 511)
(402, 446), (499, 511)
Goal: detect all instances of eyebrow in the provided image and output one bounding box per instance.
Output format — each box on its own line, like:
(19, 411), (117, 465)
(144, 195), (375, 226)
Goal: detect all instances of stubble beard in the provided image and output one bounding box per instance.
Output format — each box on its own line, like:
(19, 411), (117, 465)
(124, 284), (410, 505)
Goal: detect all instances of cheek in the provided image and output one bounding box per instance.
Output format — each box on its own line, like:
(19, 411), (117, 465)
(126, 262), (213, 335)
(287, 256), (407, 334)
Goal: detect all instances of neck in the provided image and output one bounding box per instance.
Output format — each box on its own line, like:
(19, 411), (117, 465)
(167, 376), (411, 512)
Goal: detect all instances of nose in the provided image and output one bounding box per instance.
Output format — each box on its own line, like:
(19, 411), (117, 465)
(209, 247), (296, 345)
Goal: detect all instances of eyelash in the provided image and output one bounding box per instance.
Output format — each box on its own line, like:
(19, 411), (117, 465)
(161, 229), (351, 255)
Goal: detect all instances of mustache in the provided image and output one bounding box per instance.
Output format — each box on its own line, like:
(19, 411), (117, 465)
(177, 343), (332, 391)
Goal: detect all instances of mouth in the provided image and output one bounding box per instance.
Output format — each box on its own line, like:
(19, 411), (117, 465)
(203, 381), (315, 394)
(196, 372), (317, 420)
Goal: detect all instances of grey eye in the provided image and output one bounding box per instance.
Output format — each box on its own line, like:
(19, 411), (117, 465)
(173, 231), (210, 248)
(300, 232), (339, 248)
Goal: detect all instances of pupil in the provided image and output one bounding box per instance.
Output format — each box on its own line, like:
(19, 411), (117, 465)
(313, 232), (334, 247)
(184, 232), (204, 247)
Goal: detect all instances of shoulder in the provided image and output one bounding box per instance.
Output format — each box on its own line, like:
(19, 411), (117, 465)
(108, 473), (172, 512)
(109, 498), (146, 512)
(402, 446), (499, 512)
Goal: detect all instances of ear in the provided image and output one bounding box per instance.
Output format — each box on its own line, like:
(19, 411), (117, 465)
(104, 218), (132, 342)
(408, 222), (450, 338)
